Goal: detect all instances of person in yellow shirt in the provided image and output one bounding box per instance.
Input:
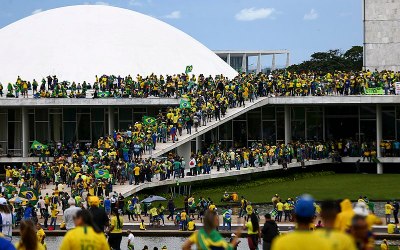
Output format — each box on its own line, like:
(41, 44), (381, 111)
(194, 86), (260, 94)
(272, 195), (332, 250)
(108, 208), (123, 250)
(36, 223), (46, 248)
(380, 239), (389, 250)
(187, 219), (196, 231)
(276, 200), (284, 222)
(315, 200), (357, 250)
(334, 199), (354, 232)
(385, 201), (393, 224)
(59, 209), (109, 250)
(139, 219), (146, 230)
(15, 220), (45, 250)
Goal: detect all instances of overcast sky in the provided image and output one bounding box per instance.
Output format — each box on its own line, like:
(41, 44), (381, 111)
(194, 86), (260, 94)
(0, 0), (362, 67)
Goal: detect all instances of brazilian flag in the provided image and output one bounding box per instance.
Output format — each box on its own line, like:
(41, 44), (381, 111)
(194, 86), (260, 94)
(180, 99), (191, 109)
(142, 116), (157, 125)
(19, 186), (38, 204)
(98, 91), (110, 98)
(95, 168), (110, 179)
(4, 185), (17, 198)
(185, 65), (193, 74)
(31, 140), (48, 150)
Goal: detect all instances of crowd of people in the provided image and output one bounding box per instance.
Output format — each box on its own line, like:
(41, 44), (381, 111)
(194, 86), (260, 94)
(1, 70), (400, 99)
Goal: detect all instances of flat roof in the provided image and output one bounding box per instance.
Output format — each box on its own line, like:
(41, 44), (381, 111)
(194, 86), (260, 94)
(214, 50), (290, 56)
(0, 95), (400, 107)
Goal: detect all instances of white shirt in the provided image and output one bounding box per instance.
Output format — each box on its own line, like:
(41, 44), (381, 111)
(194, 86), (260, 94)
(0, 212), (13, 238)
(63, 205), (81, 230)
(128, 233), (134, 246)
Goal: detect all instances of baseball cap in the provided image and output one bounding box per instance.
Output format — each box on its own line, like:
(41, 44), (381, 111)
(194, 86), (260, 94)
(295, 194), (315, 217)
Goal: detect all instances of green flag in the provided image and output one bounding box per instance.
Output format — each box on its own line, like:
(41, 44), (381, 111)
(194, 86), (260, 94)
(4, 184), (16, 198)
(180, 99), (191, 109)
(30, 140), (47, 150)
(95, 168), (110, 179)
(19, 186), (39, 204)
(185, 65), (193, 74)
(142, 116), (157, 125)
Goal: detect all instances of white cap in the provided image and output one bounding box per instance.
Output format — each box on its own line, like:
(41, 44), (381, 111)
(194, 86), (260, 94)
(0, 198), (7, 205)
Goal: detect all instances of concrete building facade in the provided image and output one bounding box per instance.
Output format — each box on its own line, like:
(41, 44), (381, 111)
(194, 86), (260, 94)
(363, 0), (400, 71)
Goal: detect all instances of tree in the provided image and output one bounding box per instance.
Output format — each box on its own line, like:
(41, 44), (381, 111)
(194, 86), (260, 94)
(287, 46), (363, 73)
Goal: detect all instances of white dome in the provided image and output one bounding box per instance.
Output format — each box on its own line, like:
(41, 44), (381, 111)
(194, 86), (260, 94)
(0, 5), (237, 83)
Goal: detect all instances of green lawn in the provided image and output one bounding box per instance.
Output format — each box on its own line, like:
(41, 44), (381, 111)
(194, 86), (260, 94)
(161, 172), (400, 207)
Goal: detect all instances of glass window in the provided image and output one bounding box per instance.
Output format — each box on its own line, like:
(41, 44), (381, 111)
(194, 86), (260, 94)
(35, 122), (49, 142)
(35, 108), (48, 121)
(291, 107), (305, 120)
(91, 122), (105, 142)
(77, 114), (91, 141)
(8, 109), (21, 121)
(360, 106), (376, 119)
(133, 113), (143, 124)
(292, 120), (305, 140)
(29, 114), (35, 142)
(119, 122), (131, 131)
(262, 121), (276, 143)
(134, 107), (147, 113)
(50, 114), (62, 142)
(119, 108), (132, 121)
(91, 108), (104, 121)
(0, 114), (7, 141)
(306, 112), (323, 141)
(234, 114), (246, 121)
(63, 108), (76, 121)
(325, 106), (358, 116)
(64, 122), (76, 143)
(262, 107), (275, 120)
(233, 121), (247, 147)
(276, 111), (285, 141)
(383, 111), (395, 140)
(247, 112), (261, 140)
(77, 108), (90, 113)
(219, 121), (232, 140)
(8, 122), (22, 150)
(360, 120), (376, 142)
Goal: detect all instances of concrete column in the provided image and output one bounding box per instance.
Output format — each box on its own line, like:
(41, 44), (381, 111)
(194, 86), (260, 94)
(22, 107), (29, 158)
(284, 105), (291, 144)
(256, 53), (262, 73)
(286, 53), (290, 68)
(376, 104), (383, 174)
(177, 141), (191, 169)
(272, 54), (276, 71)
(241, 54), (247, 73)
(108, 106), (115, 135)
(195, 136), (202, 153)
(227, 53), (231, 66)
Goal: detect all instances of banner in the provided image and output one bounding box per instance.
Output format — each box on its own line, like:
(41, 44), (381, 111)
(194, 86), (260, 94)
(365, 87), (384, 95)
(395, 82), (400, 95)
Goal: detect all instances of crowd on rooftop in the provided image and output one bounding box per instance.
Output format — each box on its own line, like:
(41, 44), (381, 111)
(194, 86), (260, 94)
(1, 70), (400, 98)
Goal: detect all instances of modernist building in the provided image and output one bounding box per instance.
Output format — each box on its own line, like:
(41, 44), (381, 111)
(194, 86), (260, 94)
(363, 0), (400, 71)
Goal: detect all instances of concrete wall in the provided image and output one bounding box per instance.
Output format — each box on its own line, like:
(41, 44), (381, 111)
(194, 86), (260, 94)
(364, 0), (400, 71)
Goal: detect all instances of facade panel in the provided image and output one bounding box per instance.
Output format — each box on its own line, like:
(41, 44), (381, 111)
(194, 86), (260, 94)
(364, 0), (400, 71)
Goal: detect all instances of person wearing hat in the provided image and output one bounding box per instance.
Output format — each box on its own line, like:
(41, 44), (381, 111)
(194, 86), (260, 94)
(271, 195), (332, 250)
(88, 196), (109, 232)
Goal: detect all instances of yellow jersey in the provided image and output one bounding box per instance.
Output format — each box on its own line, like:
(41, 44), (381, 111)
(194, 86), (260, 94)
(37, 228), (46, 243)
(59, 226), (110, 250)
(271, 230), (333, 250)
(15, 242), (45, 250)
(110, 216), (124, 233)
(314, 229), (357, 250)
